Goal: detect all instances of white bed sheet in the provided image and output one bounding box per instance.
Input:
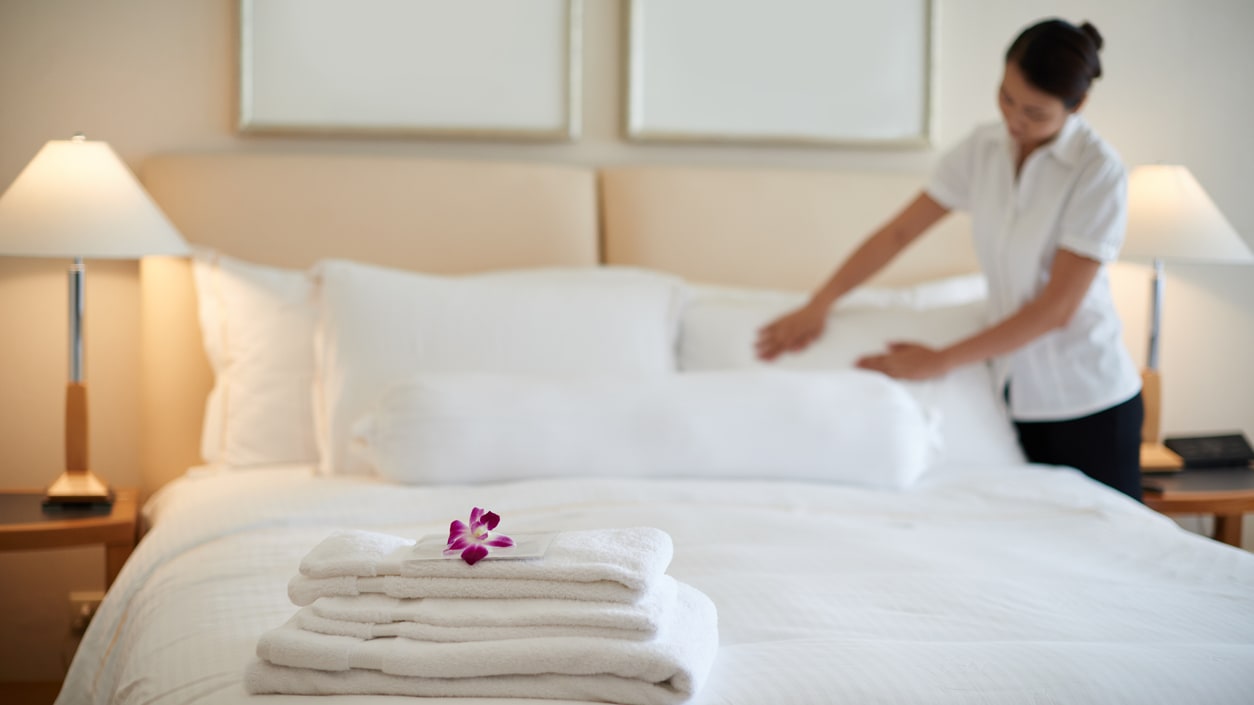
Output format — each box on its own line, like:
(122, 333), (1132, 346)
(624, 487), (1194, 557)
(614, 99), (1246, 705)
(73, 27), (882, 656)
(59, 463), (1254, 705)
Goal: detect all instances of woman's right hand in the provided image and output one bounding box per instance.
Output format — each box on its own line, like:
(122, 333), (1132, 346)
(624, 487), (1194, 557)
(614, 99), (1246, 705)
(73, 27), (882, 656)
(755, 302), (829, 361)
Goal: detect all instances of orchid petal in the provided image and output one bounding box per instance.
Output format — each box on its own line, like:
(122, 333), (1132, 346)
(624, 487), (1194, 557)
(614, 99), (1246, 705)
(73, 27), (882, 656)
(442, 507), (512, 564)
(460, 544), (489, 565)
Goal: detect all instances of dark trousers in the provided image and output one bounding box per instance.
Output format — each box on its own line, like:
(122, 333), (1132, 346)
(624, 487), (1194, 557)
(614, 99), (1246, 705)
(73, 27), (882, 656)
(1012, 392), (1145, 502)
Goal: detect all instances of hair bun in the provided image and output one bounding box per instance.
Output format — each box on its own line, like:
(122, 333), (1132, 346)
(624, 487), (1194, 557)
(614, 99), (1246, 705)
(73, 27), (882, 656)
(1079, 21), (1104, 52)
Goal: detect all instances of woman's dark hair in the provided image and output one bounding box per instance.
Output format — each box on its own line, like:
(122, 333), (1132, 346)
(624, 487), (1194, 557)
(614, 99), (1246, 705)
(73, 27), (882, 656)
(1005, 19), (1104, 109)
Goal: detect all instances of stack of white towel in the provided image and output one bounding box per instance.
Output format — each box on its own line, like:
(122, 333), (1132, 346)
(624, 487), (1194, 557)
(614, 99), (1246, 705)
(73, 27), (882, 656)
(245, 526), (719, 705)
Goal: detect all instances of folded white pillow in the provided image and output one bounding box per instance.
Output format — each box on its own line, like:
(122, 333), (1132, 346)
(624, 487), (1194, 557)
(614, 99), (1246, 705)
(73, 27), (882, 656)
(317, 260), (687, 476)
(355, 369), (936, 489)
(191, 248), (319, 467)
(679, 276), (1024, 470)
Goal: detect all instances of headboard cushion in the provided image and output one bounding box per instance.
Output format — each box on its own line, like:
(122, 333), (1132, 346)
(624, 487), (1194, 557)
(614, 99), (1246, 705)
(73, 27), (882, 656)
(141, 153), (598, 271)
(600, 165), (979, 291)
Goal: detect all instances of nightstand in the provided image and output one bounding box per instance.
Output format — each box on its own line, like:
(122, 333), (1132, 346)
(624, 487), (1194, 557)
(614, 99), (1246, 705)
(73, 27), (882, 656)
(1143, 469), (1254, 548)
(0, 488), (138, 587)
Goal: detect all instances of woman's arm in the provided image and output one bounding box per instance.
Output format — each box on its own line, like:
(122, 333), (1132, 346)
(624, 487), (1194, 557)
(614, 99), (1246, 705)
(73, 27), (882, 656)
(756, 192), (950, 360)
(807, 192), (951, 309)
(856, 249), (1102, 379)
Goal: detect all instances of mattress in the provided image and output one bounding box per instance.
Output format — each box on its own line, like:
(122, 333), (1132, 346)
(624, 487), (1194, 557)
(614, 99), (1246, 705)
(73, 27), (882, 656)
(58, 463), (1254, 705)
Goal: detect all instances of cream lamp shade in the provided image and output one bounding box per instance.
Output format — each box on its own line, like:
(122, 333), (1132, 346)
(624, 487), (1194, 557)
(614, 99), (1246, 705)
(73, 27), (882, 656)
(0, 136), (188, 258)
(1121, 164), (1252, 468)
(0, 135), (189, 503)
(1123, 164), (1253, 264)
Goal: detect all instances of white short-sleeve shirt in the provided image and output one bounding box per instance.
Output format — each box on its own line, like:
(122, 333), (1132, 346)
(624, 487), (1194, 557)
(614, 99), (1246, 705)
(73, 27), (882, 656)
(926, 115), (1141, 421)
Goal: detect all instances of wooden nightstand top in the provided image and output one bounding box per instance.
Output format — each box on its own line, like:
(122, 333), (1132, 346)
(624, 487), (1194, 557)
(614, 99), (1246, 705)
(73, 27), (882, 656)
(1143, 468), (1254, 548)
(1143, 468), (1254, 503)
(0, 488), (139, 585)
(0, 488), (137, 548)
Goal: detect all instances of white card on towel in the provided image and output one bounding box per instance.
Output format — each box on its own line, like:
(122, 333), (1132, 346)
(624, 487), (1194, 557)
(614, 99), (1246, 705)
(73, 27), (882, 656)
(407, 532), (557, 561)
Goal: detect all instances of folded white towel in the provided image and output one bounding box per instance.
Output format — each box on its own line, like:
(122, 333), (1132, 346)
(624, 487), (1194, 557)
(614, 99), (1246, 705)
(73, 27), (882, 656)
(254, 581), (717, 701)
(298, 575), (678, 642)
(245, 660), (700, 705)
(290, 573), (645, 604)
(302, 526), (672, 585)
(295, 608), (657, 642)
(290, 526), (673, 605)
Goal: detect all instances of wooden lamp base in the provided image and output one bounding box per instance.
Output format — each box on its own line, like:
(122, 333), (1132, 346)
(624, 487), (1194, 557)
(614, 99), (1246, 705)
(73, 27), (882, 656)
(1140, 369), (1182, 473)
(45, 381), (114, 505)
(45, 470), (114, 505)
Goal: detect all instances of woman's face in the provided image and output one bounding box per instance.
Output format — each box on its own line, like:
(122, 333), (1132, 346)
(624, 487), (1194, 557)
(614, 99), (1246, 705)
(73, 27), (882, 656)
(997, 61), (1072, 152)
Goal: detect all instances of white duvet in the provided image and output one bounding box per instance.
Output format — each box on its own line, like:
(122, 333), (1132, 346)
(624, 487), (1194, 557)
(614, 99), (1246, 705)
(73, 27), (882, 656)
(58, 463), (1254, 705)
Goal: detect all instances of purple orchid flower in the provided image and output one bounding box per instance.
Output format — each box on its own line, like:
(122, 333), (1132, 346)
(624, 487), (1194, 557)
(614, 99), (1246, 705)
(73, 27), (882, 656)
(445, 507), (514, 565)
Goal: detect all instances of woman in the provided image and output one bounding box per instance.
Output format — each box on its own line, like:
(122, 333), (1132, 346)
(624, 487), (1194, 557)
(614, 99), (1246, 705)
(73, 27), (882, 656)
(755, 18), (1144, 500)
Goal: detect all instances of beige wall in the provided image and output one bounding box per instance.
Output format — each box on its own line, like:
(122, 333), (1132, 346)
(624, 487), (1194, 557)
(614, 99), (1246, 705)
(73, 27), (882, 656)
(2, 0), (1252, 683)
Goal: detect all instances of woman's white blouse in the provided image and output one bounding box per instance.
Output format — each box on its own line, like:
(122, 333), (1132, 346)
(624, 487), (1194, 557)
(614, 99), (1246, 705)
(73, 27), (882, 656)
(926, 114), (1141, 421)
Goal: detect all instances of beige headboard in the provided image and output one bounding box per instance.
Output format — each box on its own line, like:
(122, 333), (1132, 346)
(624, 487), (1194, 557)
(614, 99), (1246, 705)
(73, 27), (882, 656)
(601, 165), (979, 290)
(138, 154), (982, 497)
(138, 153), (599, 494)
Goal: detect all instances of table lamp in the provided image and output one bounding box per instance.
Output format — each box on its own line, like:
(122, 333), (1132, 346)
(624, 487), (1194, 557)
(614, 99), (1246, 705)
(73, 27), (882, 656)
(0, 134), (189, 504)
(1122, 164), (1253, 469)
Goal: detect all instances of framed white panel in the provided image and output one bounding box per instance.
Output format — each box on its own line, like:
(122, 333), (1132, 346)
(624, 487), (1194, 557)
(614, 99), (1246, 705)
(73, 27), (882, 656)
(627, 0), (933, 147)
(238, 0), (581, 140)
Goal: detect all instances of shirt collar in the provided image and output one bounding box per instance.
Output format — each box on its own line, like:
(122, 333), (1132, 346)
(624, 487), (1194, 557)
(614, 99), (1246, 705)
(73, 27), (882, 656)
(999, 113), (1086, 168)
(1046, 113), (1086, 167)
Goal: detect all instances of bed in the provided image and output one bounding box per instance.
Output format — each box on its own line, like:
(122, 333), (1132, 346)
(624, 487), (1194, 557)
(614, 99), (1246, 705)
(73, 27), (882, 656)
(57, 153), (1254, 705)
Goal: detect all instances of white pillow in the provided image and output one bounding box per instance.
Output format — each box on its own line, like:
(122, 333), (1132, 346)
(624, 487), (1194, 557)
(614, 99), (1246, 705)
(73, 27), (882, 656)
(316, 260), (687, 476)
(691, 273), (990, 313)
(354, 369), (937, 490)
(191, 248), (319, 467)
(678, 277), (1025, 470)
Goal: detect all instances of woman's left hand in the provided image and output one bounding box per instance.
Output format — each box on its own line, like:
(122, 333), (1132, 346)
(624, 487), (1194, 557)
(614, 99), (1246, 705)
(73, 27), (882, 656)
(856, 342), (951, 380)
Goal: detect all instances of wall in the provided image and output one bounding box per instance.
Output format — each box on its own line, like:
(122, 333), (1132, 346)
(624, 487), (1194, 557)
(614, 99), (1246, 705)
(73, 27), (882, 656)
(1, 0), (1252, 683)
